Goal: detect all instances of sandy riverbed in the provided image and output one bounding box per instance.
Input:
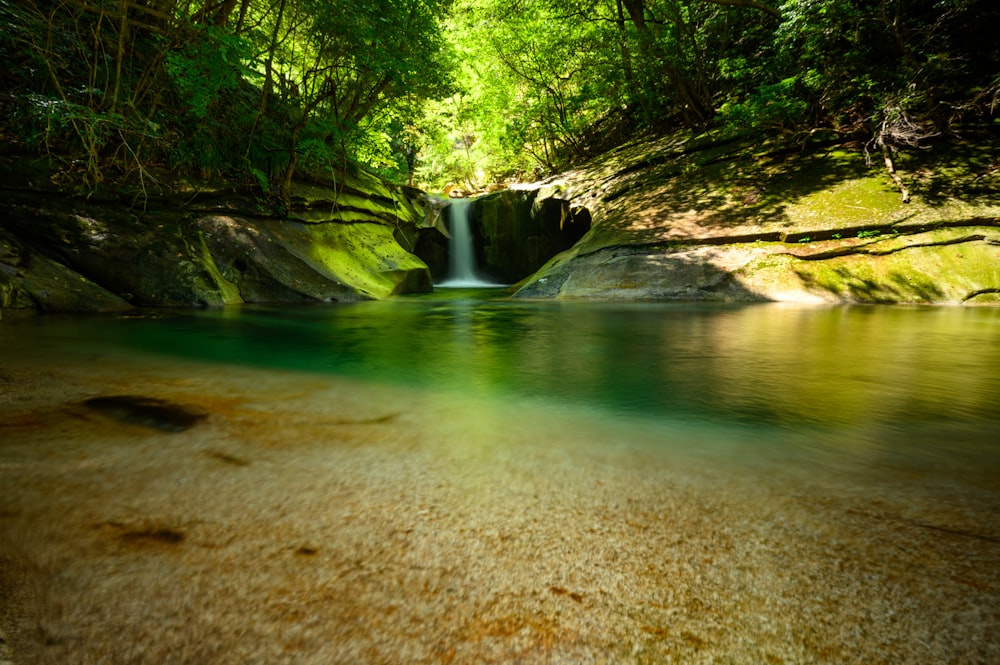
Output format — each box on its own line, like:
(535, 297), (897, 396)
(1, 344), (998, 664)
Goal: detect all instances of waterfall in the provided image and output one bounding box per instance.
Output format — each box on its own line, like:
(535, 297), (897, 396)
(438, 199), (502, 287)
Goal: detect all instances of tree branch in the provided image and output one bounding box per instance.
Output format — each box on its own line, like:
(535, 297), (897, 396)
(699, 0), (780, 19)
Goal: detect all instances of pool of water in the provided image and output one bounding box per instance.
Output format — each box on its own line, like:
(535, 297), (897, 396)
(10, 294), (1000, 429)
(4, 293), (1000, 488)
(2, 295), (1000, 663)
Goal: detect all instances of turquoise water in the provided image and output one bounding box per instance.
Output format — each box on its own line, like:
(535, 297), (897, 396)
(6, 294), (1000, 457)
(3, 295), (1000, 664)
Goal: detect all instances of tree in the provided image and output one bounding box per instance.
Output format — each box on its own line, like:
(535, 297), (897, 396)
(3, 0), (997, 194)
(270, 0), (454, 200)
(1, 0), (455, 196)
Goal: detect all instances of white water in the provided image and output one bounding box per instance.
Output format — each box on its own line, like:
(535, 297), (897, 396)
(437, 198), (503, 288)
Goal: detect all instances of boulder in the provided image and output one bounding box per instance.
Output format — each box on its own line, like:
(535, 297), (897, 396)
(0, 167), (435, 313)
(510, 132), (1000, 304)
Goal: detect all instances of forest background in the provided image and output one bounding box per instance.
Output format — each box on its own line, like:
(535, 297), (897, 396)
(2, 0), (997, 204)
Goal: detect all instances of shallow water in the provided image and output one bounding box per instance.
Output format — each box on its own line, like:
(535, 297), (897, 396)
(10, 294), (1000, 452)
(2, 296), (999, 664)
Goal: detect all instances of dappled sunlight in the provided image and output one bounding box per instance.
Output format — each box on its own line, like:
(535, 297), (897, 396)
(572, 141), (915, 257)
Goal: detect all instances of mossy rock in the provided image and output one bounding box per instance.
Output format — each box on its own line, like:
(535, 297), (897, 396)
(267, 220), (432, 299)
(512, 130), (1000, 304)
(735, 228), (1000, 304)
(0, 153), (439, 312)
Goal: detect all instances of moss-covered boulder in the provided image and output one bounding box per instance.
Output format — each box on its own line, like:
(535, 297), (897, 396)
(511, 131), (1000, 304)
(0, 162), (435, 314)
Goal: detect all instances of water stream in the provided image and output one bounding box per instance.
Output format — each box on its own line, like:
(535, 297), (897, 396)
(437, 198), (503, 287)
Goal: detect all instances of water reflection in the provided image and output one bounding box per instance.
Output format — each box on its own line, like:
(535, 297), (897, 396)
(5, 297), (1000, 441)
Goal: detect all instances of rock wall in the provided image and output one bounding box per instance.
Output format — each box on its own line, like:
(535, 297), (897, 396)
(510, 132), (1000, 305)
(471, 189), (591, 284)
(0, 161), (437, 315)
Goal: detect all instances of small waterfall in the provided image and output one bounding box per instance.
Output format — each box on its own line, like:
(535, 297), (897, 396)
(438, 199), (502, 287)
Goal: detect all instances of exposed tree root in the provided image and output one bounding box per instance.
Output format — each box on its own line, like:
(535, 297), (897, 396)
(882, 144), (910, 203)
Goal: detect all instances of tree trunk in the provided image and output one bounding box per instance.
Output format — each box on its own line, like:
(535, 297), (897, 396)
(614, 0), (638, 101)
(244, 0), (287, 161)
(620, 0), (709, 126)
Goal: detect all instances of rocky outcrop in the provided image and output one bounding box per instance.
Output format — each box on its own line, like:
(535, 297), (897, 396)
(409, 191), (591, 284)
(0, 159), (437, 314)
(4, 131), (997, 313)
(1, 227), (132, 313)
(511, 132), (1000, 304)
(471, 189), (591, 284)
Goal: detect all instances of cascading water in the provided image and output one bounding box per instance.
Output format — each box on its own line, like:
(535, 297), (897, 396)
(438, 198), (503, 287)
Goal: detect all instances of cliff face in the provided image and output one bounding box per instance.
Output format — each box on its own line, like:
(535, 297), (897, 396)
(507, 132), (1000, 305)
(0, 160), (438, 316)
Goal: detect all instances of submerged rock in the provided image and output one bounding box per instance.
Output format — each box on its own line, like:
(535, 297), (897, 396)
(82, 395), (207, 432)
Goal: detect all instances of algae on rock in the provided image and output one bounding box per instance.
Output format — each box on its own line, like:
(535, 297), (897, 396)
(509, 132), (1000, 305)
(0, 164), (435, 313)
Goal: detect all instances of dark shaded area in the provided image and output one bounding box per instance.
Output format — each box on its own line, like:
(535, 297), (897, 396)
(795, 266), (946, 303)
(899, 139), (1000, 207)
(467, 190), (592, 284)
(413, 227), (450, 282)
(82, 395), (206, 432)
(119, 527), (185, 545)
(99, 521), (187, 546)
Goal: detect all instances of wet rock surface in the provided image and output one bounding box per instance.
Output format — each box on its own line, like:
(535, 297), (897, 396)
(510, 132), (1000, 303)
(0, 165), (436, 313)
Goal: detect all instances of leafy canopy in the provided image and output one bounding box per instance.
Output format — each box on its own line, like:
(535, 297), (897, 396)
(2, 0), (997, 192)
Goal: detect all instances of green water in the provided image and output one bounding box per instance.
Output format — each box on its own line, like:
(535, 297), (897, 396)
(5, 294), (999, 463)
(3, 295), (1000, 664)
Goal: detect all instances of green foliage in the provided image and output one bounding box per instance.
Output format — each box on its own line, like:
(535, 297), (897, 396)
(719, 78), (810, 130)
(3, 0), (998, 196)
(165, 27), (253, 120)
(249, 167), (270, 194)
(415, 0), (631, 188)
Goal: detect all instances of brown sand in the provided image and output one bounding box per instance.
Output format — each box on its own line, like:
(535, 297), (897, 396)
(1, 347), (998, 664)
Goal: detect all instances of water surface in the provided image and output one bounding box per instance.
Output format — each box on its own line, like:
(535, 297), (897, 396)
(1, 296), (998, 664)
(12, 295), (1000, 443)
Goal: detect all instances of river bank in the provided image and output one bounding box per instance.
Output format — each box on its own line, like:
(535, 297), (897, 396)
(4, 130), (1000, 316)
